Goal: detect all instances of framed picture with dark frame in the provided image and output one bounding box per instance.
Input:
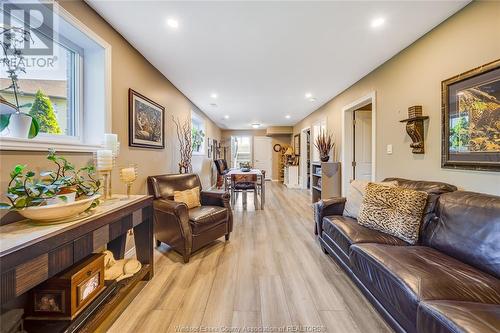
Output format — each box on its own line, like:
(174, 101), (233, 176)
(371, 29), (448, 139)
(293, 134), (300, 156)
(441, 59), (500, 171)
(128, 89), (165, 149)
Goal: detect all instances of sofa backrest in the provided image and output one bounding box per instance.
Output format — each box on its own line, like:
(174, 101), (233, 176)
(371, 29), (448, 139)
(383, 178), (457, 240)
(147, 173), (202, 199)
(425, 191), (500, 278)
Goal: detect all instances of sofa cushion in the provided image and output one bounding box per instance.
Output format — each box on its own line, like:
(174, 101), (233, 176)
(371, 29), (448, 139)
(322, 215), (407, 261)
(174, 186), (201, 209)
(349, 244), (500, 333)
(426, 191), (500, 278)
(343, 180), (397, 219)
(417, 301), (500, 333)
(383, 178), (457, 241)
(358, 183), (428, 244)
(188, 206), (228, 235)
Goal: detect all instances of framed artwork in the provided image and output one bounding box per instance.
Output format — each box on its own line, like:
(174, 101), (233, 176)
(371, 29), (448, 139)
(294, 134), (300, 156)
(441, 59), (500, 171)
(212, 139), (218, 160)
(129, 89), (165, 149)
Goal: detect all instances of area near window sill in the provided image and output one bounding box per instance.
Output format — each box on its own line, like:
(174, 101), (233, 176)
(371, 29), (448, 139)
(0, 136), (102, 153)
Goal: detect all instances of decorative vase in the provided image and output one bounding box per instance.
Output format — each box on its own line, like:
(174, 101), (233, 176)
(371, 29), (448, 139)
(8, 113), (32, 138)
(320, 155), (330, 162)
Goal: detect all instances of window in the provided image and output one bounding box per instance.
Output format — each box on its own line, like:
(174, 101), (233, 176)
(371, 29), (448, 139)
(0, 2), (111, 152)
(231, 136), (252, 168)
(191, 111), (205, 155)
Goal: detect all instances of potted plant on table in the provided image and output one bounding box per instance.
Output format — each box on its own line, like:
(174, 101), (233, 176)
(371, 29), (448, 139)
(0, 26), (40, 139)
(0, 150), (101, 222)
(314, 130), (335, 162)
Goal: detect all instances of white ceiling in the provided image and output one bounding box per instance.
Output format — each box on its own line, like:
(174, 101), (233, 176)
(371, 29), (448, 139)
(86, 1), (468, 129)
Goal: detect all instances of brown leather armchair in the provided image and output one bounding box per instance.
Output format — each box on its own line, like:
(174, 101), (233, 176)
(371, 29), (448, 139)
(147, 173), (233, 263)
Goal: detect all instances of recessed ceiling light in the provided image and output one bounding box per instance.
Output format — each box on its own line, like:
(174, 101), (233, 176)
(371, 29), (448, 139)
(371, 17), (385, 28)
(305, 92), (312, 98)
(224, 115), (229, 119)
(252, 123), (261, 129)
(166, 18), (179, 29)
(210, 93), (218, 99)
(285, 115), (291, 119)
(209, 103), (218, 107)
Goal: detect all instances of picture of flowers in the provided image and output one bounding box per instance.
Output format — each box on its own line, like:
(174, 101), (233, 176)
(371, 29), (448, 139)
(442, 59), (500, 171)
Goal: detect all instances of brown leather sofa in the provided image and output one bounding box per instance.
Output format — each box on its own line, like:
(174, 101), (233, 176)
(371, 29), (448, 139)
(148, 173), (233, 263)
(315, 178), (500, 333)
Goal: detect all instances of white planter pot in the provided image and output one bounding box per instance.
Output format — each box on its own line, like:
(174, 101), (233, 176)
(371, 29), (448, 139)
(8, 113), (32, 138)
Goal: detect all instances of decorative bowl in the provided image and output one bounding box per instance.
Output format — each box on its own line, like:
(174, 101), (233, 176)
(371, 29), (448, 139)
(240, 167), (251, 172)
(18, 195), (100, 223)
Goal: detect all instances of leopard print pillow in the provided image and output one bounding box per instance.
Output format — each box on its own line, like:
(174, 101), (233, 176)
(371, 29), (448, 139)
(358, 183), (428, 244)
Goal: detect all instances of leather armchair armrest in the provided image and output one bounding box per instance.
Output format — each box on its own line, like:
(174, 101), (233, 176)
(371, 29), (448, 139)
(153, 198), (192, 251)
(313, 197), (347, 235)
(200, 191), (230, 207)
(200, 191), (233, 233)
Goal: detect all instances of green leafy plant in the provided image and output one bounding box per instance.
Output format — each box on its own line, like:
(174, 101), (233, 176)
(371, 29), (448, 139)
(0, 150), (101, 210)
(29, 90), (61, 134)
(191, 127), (205, 152)
(0, 26), (40, 138)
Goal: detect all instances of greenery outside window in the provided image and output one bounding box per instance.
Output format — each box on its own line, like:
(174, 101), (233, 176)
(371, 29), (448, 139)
(191, 111), (205, 155)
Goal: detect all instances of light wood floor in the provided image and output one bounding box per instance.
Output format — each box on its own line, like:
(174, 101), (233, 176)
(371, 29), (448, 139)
(108, 182), (392, 333)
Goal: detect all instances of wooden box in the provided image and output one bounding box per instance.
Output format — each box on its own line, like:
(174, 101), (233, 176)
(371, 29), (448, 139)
(26, 253), (105, 320)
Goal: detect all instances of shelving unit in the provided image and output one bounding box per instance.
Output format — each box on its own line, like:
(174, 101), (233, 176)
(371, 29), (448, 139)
(311, 162), (341, 203)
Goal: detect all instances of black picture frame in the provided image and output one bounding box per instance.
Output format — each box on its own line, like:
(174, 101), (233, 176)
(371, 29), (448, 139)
(128, 89), (165, 149)
(293, 134), (300, 156)
(441, 59), (500, 171)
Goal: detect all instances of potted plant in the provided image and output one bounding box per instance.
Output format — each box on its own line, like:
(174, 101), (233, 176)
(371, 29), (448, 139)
(0, 150), (101, 221)
(315, 130), (335, 162)
(0, 26), (39, 139)
(173, 116), (192, 173)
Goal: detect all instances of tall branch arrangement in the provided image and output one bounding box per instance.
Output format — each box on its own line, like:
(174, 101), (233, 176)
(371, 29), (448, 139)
(173, 115), (192, 173)
(314, 130), (335, 161)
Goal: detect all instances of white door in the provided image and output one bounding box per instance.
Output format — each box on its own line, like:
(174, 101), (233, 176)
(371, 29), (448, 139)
(253, 136), (272, 180)
(354, 110), (372, 180)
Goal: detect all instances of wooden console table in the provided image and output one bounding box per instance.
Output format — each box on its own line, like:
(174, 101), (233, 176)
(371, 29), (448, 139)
(0, 195), (154, 332)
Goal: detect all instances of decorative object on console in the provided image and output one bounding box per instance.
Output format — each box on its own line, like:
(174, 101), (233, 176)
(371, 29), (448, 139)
(119, 164), (137, 198)
(96, 149), (114, 200)
(441, 59), (500, 171)
(0, 26), (40, 139)
(293, 134), (300, 156)
(400, 105), (429, 154)
(0, 150), (101, 221)
(26, 254), (105, 321)
(358, 183), (428, 244)
(102, 250), (142, 282)
(314, 130), (335, 162)
(128, 88), (165, 149)
(172, 115), (193, 173)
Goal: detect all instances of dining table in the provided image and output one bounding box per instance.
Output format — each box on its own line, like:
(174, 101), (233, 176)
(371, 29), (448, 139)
(224, 168), (266, 209)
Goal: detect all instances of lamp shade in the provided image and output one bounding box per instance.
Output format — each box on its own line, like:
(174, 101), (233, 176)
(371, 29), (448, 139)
(284, 147), (294, 155)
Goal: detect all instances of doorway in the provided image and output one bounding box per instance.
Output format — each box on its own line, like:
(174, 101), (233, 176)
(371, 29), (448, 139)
(341, 92), (376, 196)
(253, 136), (272, 180)
(353, 105), (372, 181)
(300, 127), (311, 189)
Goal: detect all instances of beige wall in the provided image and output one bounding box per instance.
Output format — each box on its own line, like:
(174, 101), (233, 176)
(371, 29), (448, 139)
(221, 130), (291, 180)
(0, 0), (220, 217)
(294, 1), (500, 195)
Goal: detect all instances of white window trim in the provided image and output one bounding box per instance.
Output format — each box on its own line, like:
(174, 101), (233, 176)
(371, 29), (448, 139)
(0, 2), (112, 153)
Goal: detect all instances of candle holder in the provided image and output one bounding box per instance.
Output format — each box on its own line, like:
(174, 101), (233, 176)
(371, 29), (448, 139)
(119, 164), (138, 198)
(94, 149), (114, 201)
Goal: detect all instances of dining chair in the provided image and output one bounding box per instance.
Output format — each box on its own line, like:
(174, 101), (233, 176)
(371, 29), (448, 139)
(231, 173), (258, 209)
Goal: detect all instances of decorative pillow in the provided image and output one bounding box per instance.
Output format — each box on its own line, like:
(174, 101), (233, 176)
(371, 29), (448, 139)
(343, 180), (397, 219)
(174, 186), (201, 209)
(358, 183), (428, 244)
